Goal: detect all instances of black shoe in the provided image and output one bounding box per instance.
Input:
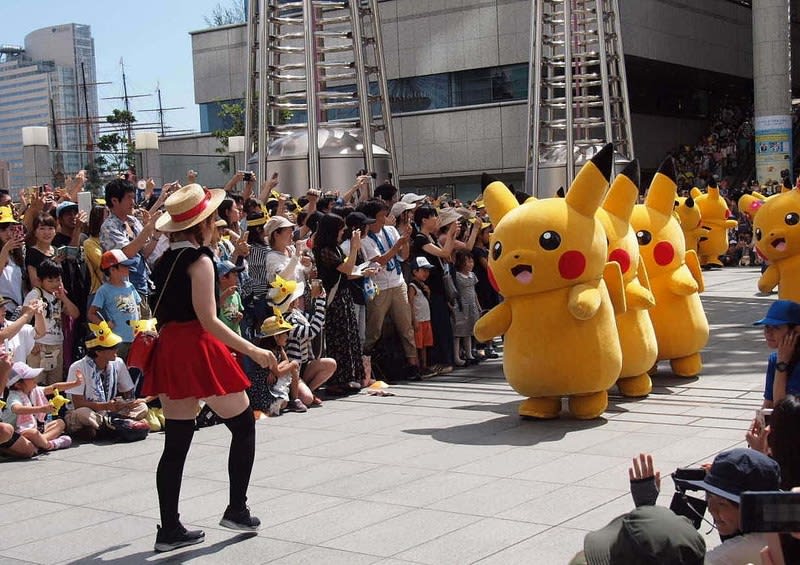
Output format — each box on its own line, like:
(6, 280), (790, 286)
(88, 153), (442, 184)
(406, 365), (422, 381)
(154, 523), (205, 552)
(219, 505), (261, 531)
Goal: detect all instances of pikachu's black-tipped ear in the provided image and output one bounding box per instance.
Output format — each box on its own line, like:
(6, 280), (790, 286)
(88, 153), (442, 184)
(656, 156), (676, 183)
(481, 172), (501, 191)
(707, 177), (718, 189)
(619, 159), (640, 188)
(591, 143), (615, 182)
(556, 186), (565, 198)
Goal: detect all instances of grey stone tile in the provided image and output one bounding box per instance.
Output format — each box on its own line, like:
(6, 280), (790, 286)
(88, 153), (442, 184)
(474, 525), (587, 564)
(498, 485), (624, 525)
(512, 453), (631, 485)
(324, 509), (479, 557)
(266, 500), (410, 545)
(452, 446), (565, 477)
(428, 478), (560, 517)
(2, 506), (122, 550)
(363, 471), (491, 507)
(396, 517), (541, 564)
(306, 465), (436, 499)
(266, 545), (381, 565)
(0, 499), (74, 527)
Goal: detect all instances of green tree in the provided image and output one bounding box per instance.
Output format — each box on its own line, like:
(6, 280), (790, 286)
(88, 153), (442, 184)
(94, 109), (137, 176)
(205, 0), (246, 27)
(212, 100), (246, 173)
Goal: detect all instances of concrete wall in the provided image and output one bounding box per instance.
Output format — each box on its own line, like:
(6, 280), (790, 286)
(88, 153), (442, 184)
(158, 133), (239, 188)
(190, 24), (248, 105)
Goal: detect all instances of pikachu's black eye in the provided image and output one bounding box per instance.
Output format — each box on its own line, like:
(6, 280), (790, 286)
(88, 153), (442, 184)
(785, 213), (799, 226)
(492, 241), (502, 260)
(636, 230), (653, 245)
(539, 231), (561, 250)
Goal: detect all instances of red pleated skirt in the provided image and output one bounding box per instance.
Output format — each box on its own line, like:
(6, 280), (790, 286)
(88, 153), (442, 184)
(142, 319), (251, 400)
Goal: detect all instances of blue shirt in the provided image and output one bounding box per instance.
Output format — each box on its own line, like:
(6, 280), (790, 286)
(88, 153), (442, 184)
(92, 282), (141, 343)
(764, 351), (800, 401)
(99, 214), (151, 296)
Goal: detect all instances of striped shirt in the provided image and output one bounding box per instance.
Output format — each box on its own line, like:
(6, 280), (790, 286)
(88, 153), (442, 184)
(285, 298), (326, 364)
(248, 242), (272, 297)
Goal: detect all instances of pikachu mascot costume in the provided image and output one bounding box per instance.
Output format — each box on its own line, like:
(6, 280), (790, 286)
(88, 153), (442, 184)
(630, 158), (709, 377)
(673, 195), (705, 253)
(690, 179), (738, 267)
(597, 160), (657, 397)
(753, 187), (800, 301)
(474, 144), (625, 419)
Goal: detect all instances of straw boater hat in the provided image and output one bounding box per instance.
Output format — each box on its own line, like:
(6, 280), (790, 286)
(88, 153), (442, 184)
(155, 183), (226, 232)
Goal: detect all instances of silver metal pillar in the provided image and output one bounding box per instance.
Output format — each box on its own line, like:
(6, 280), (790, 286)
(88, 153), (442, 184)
(752, 0), (792, 186)
(245, 0), (397, 193)
(21, 126), (51, 188)
(525, 0), (633, 197)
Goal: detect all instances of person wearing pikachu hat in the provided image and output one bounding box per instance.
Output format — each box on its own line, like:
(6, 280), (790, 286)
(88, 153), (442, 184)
(597, 160), (658, 397)
(630, 158), (709, 377)
(474, 144), (625, 419)
(63, 321), (148, 436)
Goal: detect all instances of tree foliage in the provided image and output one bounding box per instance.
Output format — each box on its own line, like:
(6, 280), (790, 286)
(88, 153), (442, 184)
(205, 0), (247, 27)
(94, 109), (137, 176)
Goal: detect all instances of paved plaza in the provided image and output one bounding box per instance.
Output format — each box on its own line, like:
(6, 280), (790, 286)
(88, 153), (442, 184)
(0, 267), (773, 564)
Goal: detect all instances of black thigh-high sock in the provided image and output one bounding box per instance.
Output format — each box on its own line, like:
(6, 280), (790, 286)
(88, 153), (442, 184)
(223, 405), (255, 511)
(156, 419), (196, 530)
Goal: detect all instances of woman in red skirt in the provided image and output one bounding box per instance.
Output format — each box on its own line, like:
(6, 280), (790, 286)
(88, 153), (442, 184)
(143, 183), (278, 553)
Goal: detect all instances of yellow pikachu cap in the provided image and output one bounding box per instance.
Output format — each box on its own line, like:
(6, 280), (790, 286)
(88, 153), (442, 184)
(127, 318), (158, 335)
(268, 275), (305, 313)
(0, 206), (18, 224)
(259, 307), (294, 337)
(86, 320), (123, 349)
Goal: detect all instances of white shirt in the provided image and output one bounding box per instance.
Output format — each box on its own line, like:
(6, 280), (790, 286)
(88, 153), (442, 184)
(361, 226), (404, 290)
(67, 356), (135, 404)
(705, 532), (769, 565)
(23, 288), (62, 346)
(1, 322), (36, 364)
(0, 256), (23, 310)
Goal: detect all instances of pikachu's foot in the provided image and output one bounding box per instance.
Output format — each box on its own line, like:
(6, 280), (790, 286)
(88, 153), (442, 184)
(670, 353), (702, 377)
(568, 391), (608, 420)
(518, 396), (561, 419)
(647, 363), (659, 376)
(617, 373), (652, 398)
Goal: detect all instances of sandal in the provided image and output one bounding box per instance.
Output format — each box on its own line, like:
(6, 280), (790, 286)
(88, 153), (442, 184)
(310, 396), (323, 407)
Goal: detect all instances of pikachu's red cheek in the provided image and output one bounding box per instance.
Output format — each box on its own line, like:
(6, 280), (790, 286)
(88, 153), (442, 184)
(654, 242), (675, 266)
(608, 248), (631, 274)
(488, 266), (499, 293)
(559, 250), (586, 280)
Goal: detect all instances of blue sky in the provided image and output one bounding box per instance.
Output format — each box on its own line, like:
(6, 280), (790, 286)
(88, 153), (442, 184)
(0, 0), (236, 134)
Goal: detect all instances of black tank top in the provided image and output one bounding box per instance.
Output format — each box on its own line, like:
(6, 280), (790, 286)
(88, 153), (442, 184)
(151, 245), (219, 324)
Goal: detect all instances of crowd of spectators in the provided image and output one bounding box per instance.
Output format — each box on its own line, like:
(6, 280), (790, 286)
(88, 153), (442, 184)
(0, 167), (501, 456)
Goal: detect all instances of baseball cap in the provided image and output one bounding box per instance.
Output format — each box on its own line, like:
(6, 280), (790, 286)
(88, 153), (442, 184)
(345, 211), (376, 229)
(56, 201), (79, 218)
(0, 296), (11, 307)
(7, 362), (43, 387)
(582, 505), (705, 565)
(411, 256), (435, 270)
(216, 259), (244, 278)
(265, 215), (296, 237)
(682, 448), (780, 504)
(753, 300), (800, 326)
(390, 201), (415, 218)
(401, 192), (426, 205)
(100, 249), (137, 270)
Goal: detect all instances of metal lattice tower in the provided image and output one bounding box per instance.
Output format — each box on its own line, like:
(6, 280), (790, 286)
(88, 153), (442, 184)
(245, 0), (396, 190)
(525, 0), (633, 196)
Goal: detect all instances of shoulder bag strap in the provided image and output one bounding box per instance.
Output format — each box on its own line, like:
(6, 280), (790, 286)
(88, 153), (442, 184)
(152, 248), (190, 318)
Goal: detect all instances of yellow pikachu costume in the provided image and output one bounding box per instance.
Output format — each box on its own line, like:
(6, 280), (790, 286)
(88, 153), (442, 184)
(597, 160), (657, 397)
(753, 188), (800, 301)
(690, 180), (738, 267)
(673, 195), (705, 253)
(738, 191), (767, 222)
(630, 158), (708, 376)
(474, 144), (624, 419)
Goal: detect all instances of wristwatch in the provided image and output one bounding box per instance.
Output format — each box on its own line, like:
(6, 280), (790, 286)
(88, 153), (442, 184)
(776, 361), (789, 372)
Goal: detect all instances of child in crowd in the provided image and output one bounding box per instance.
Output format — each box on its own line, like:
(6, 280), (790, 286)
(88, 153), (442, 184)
(259, 310), (312, 414)
(23, 259), (80, 384)
(88, 250), (141, 361)
(1, 361), (80, 451)
(408, 257), (435, 376)
(452, 249), (481, 366)
(753, 299), (800, 408)
(217, 260), (245, 335)
(281, 279), (335, 405)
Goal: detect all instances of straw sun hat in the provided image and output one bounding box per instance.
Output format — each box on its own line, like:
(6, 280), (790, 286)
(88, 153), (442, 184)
(155, 183), (226, 232)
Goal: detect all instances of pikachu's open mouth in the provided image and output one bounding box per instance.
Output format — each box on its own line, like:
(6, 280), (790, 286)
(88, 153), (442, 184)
(511, 264), (533, 284)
